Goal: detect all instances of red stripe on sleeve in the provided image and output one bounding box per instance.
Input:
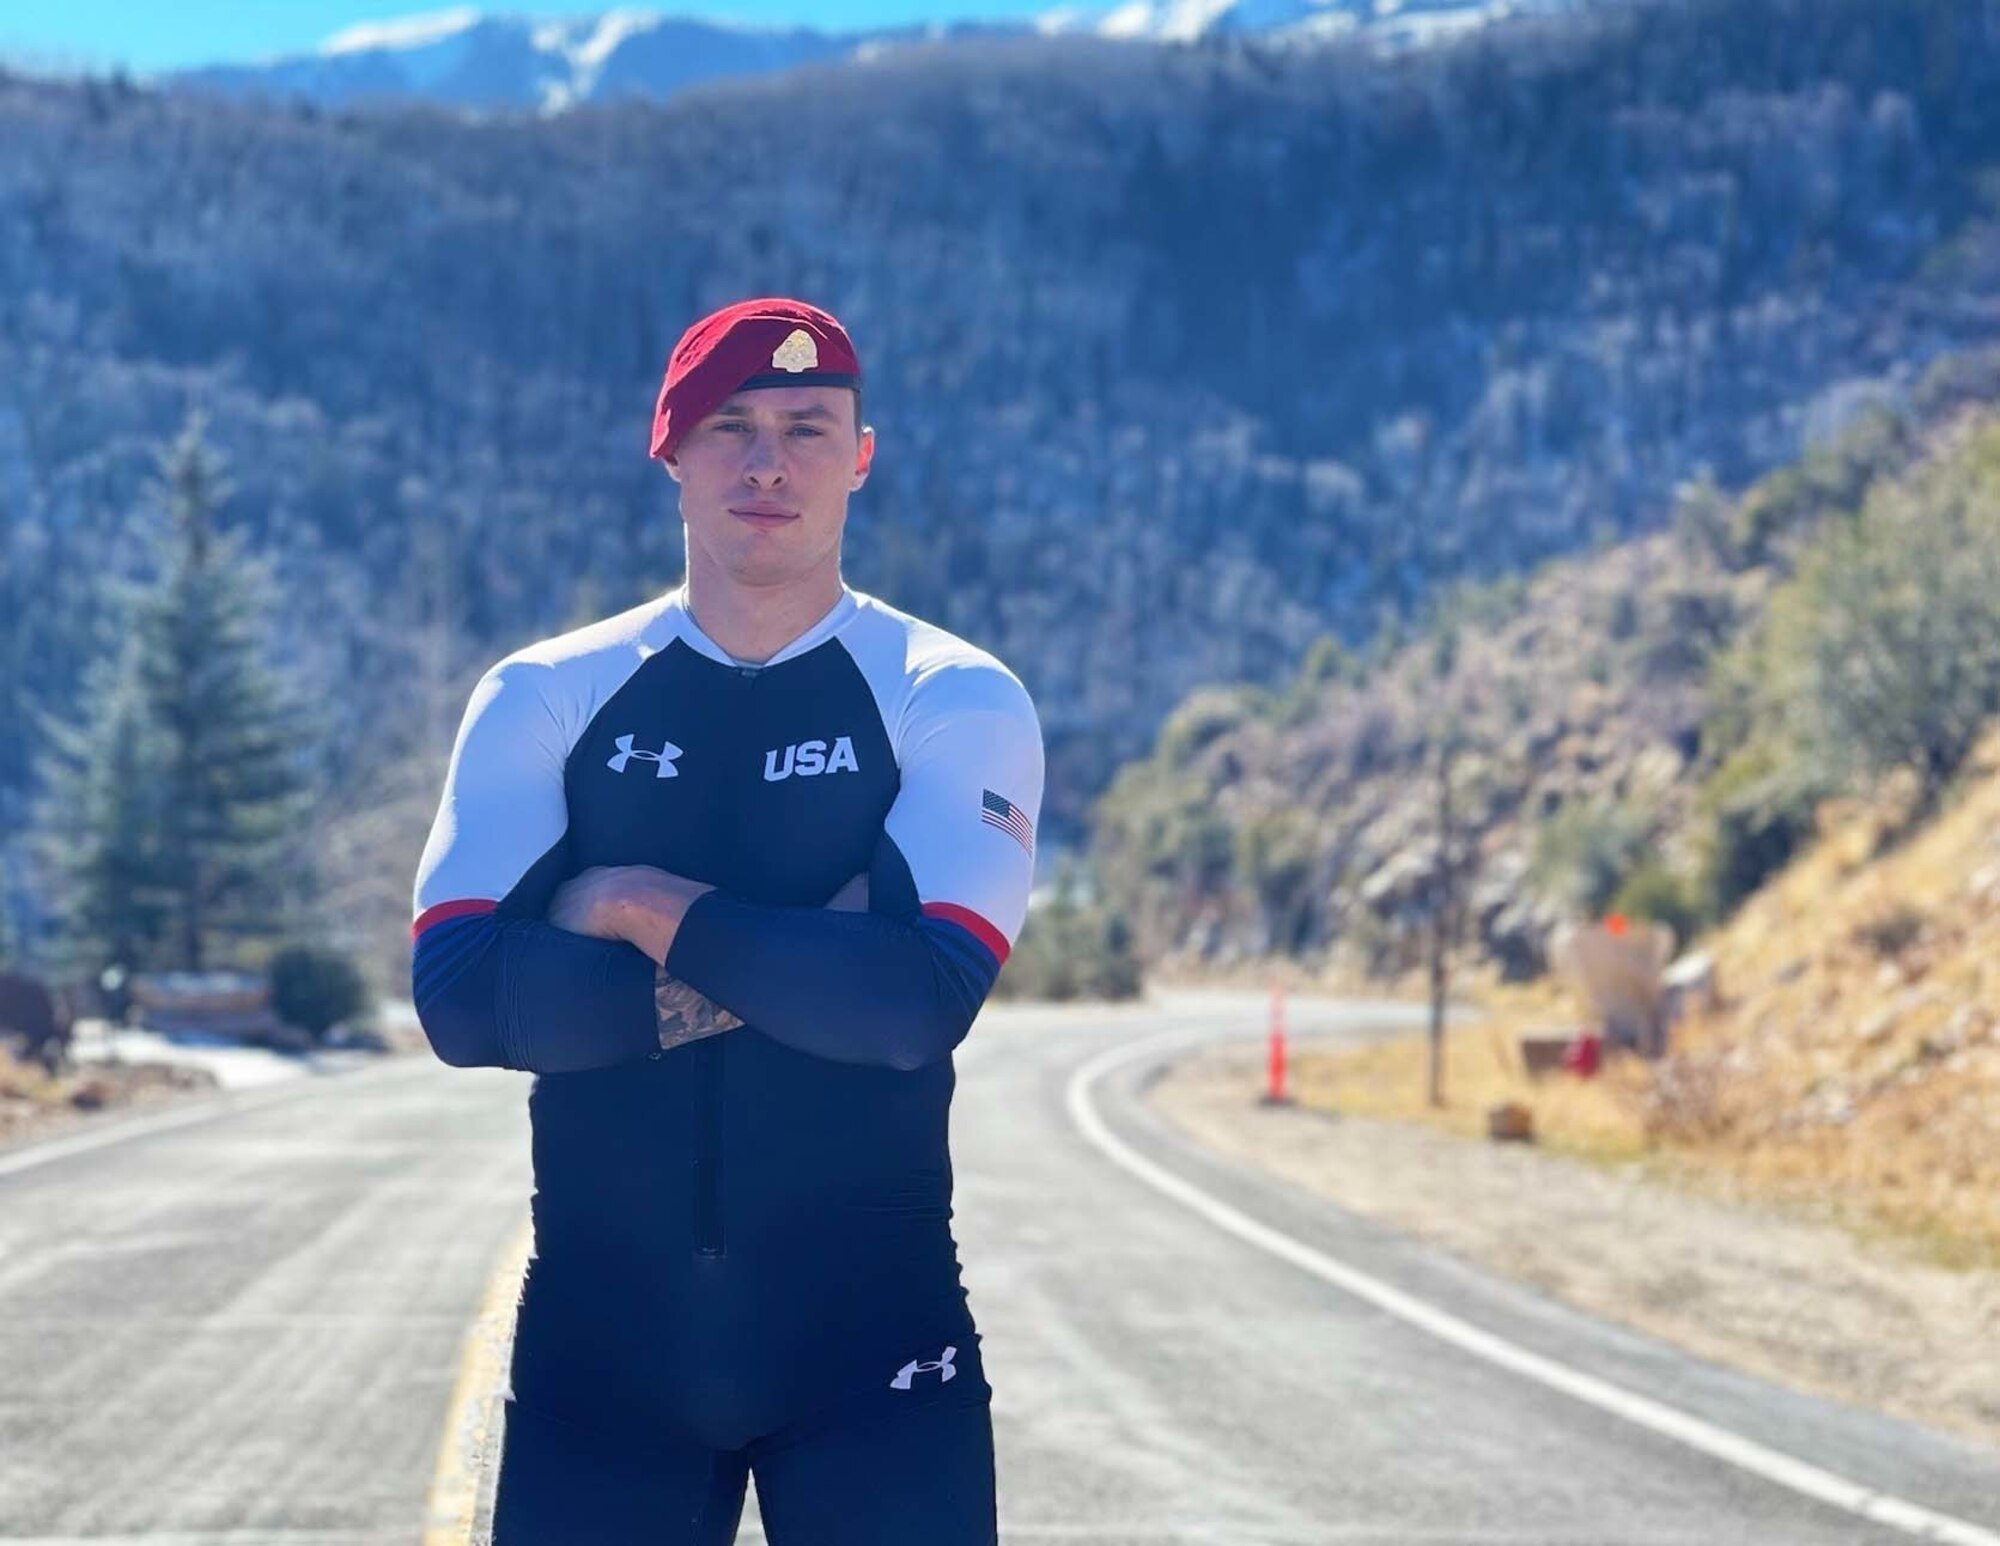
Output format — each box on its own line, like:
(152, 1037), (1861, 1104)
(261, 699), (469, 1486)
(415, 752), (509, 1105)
(921, 902), (1010, 966)
(412, 898), (498, 940)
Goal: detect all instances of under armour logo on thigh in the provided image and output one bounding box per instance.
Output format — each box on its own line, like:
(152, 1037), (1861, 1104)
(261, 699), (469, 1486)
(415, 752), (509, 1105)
(890, 1346), (958, 1390)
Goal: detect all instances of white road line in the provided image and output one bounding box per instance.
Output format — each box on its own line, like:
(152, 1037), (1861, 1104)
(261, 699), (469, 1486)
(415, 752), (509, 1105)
(0, 1061), (420, 1180)
(0, 1536), (385, 1544)
(0, 1097), (272, 1178)
(738, 1526), (1716, 1543)
(1066, 1026), (2000, 1546)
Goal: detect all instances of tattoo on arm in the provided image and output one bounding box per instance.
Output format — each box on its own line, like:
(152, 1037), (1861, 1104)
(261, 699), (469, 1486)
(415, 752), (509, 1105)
(654, 961), (744, 1051)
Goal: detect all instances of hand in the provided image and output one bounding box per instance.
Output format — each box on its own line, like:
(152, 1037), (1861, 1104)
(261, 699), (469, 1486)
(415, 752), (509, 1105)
(546, 865), (714, 967)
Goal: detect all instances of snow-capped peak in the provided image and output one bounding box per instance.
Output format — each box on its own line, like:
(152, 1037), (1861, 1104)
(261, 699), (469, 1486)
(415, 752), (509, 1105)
(319, 6), (484, 58)
(170, 2), (1608, 117)
(1098, 0), (1240, 42)
(1039, 0), (1588, 43)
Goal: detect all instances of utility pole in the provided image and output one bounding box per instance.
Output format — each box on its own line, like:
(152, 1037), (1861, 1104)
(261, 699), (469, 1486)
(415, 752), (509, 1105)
(1427, 728), (1457, 1110)
(1425, 614), (1463, 1112)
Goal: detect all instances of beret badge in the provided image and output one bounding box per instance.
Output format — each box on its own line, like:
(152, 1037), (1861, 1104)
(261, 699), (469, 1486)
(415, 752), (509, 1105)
(771, 329), (820, 373)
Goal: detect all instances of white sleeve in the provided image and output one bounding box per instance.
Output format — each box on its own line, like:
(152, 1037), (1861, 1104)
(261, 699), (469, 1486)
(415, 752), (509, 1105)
(883, 658), (1044, 962)
(411, 659), (571, 934)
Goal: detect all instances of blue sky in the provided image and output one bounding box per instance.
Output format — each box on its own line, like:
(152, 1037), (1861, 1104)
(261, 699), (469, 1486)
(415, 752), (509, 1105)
(0, 1), (1062, 74)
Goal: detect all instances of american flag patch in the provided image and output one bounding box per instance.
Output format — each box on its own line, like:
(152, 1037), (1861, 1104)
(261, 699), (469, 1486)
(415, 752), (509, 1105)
(981, 789), (1034, 854)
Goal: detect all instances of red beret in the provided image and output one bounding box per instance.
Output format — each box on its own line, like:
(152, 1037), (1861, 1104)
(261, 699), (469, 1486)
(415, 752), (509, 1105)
(649, 297), (862, 461)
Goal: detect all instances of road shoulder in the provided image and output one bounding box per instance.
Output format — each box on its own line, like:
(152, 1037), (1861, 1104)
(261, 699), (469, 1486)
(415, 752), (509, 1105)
(1147, 1038), (2000, 1452)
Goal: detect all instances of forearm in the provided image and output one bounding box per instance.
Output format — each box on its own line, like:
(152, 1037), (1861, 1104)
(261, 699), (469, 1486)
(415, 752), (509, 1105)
(654, 962), (744, 1050)
(413, 913), (661, 1072)
(663, 892), (998, 1071)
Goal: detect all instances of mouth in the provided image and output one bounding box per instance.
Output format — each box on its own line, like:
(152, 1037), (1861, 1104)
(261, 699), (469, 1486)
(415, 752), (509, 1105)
(730, 506), (799, 527)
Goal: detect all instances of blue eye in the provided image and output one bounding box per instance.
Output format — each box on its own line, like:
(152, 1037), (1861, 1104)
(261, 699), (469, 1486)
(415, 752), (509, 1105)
(789, 425), (824, 437)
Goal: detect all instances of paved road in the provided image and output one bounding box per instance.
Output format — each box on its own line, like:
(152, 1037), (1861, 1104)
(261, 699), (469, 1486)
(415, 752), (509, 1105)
(0, 1059), (529, 1545)
(3, 995), (1997, 1544)
(959, 996), (2000, 1544)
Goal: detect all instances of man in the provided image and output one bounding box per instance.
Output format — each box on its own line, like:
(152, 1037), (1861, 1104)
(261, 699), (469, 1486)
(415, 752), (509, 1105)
(409, 297), (1041, 1544)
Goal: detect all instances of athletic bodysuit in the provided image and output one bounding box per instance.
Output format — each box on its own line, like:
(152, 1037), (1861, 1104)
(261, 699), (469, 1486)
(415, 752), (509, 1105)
(408, 583), (1042, 1543)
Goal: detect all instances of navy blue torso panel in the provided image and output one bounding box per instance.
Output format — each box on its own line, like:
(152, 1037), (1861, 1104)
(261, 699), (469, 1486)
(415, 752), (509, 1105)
(565, 638), (897, 901)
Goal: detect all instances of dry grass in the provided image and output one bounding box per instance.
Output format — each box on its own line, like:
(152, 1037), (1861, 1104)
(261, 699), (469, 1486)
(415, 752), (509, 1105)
(1288, 733), (2000, 1271)
(0, 1043), (218, 1148)
(1287, 986), (1656, 1167)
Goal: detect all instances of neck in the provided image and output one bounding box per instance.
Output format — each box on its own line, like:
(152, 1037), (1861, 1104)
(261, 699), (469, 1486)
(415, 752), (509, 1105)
(681, 549), (846, 665)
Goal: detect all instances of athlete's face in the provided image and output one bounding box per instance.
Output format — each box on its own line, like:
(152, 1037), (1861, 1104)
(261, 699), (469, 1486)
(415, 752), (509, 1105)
(664, 386), (874, 588)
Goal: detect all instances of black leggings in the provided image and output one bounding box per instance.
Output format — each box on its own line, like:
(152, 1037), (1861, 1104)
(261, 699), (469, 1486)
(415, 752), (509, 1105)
(490, 1344), (997, 1544)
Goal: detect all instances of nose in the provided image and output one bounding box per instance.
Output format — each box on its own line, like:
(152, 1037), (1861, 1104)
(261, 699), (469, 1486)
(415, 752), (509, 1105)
(740, 428), (785, 490)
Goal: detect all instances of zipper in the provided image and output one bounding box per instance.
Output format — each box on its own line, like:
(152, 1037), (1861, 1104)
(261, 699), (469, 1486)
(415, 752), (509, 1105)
(692, 1033), (726, 1257)
(691, 662), (756, 1256)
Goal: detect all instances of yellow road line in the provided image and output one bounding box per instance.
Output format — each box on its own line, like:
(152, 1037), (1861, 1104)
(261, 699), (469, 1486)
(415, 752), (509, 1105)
(422, 1217), (533, 1546)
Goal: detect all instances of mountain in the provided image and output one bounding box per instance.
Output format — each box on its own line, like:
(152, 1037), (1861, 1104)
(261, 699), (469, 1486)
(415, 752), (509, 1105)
(171, 10), (1007, 114)
(165, 1), (1602, 114)
(1053, 0), (1591, 47)
(2, 0), (1997, 974)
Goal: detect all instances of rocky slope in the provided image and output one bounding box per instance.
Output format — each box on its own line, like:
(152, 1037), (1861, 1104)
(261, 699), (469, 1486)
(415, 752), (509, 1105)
(1092, 366), (2000, 979)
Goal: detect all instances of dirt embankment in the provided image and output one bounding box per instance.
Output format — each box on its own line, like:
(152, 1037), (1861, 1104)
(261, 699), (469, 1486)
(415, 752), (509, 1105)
(0, 1046), (219, 1151)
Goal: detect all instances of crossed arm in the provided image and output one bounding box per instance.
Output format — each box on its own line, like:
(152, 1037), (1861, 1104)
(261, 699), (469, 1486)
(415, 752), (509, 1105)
(410, 651), (1038, 1076)
(414, 853), (1000, 1074)
(546, 864), (872, 1054)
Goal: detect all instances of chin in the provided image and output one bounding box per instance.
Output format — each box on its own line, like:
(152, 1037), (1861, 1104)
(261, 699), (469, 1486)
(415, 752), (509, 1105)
(722, 549), (813, 587)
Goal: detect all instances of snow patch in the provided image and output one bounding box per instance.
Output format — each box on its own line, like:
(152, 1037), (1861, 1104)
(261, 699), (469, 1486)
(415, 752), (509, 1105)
(1035, 6), (1096, 32)
(320, 6), (483, 58)
(72, 1022), (372, 1091)
(1104, 0), (1221, 40)
(533, 7), (668, 107)
(572, 8), (667, 71)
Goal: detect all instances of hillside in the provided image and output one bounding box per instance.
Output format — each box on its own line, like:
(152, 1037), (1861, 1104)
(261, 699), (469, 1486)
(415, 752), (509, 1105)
(1653, 735), (2000, 1259)
(4, 0), (2000, 968)
(1103, 368), (2000, 1267)
(1093, 354), (2000, 980)
(1258, 723), (2000, 1267)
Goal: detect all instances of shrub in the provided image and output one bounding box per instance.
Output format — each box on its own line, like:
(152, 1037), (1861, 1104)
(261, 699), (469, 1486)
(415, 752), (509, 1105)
(1694, 744), (1824, 917)
(993, 869), (1144, 1003)
(1852, 902), (1925, 959)
(1609, 861), (1700, 950)
(1725, 405), (1911, 567)
(268, 944), (372, 1041)
(1530, 797), (1649, 917)
(1750, 424), (2000, 803)
(1155, 686), (1267, 767)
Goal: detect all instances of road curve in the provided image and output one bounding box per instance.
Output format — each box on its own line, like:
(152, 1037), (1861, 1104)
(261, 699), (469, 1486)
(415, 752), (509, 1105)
(994, 995), (2000, 1544)
(3, 996), (1997, 1544)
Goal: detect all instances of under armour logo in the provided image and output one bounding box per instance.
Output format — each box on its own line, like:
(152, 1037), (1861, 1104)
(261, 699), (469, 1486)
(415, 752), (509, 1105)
(607, 733), (682, 778)
(890, 1346), (957, 1390)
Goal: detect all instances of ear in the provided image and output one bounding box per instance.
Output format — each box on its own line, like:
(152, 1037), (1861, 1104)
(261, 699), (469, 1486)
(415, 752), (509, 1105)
(851, 427), (875, 490)
(661, 454), (684, 485)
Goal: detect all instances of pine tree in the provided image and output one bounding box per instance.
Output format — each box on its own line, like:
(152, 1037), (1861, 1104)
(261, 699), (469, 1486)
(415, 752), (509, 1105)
(37, 639), (176, 975)
(39, 416), (311, 976)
